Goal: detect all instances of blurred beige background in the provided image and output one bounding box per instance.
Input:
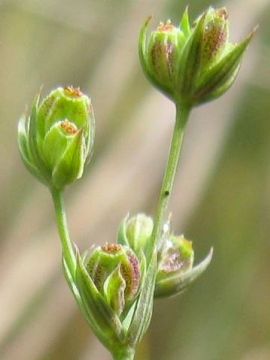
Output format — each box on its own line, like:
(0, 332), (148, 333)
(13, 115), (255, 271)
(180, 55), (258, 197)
(0, 0), (269, 359)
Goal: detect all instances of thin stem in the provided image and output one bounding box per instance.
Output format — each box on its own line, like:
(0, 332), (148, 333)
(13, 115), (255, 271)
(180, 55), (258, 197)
(112, 347), (135, 360)
(51, 188), (76, 279)
(149, 104), (191, 258)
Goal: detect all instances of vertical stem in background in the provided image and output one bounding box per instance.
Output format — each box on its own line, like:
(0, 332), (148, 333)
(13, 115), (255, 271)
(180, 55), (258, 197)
(51, 188), (76, 279)
(149, 104), (191, 259)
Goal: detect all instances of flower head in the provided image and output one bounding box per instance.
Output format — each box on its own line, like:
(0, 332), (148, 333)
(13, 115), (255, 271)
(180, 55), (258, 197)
(84, 243), (141, 316)
(139, 7), (255, 107)
(18, 86), (95, 190)
(62, 242), (150, 356)
(155, 222), (213, 298)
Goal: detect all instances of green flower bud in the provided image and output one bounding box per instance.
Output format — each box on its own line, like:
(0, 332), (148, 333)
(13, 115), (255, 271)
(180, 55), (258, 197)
(18, 86), (95, 190)
(157, 235), (194, 278)
(70, 243), (147, 356)
(139, 7), (255, 107)
(73, 248), (125, 353)
(117, 213), (153, 256)
(85, 243), (141, 316)
(155, 223), (213, 298)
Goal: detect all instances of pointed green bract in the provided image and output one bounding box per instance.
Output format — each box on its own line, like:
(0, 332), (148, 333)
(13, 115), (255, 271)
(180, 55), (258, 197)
(76, 253), (125, 348)
(127, 251), (156, 347)
(51, 128), (85, 189)
(18, 114), (45, 183)
(194, 32), (255, 103)
(155, 248), (213, 298)
(104, 266), (126, 316)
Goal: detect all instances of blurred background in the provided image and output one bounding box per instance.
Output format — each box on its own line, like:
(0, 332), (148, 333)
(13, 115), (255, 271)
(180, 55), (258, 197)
(0, 0), (269, 359)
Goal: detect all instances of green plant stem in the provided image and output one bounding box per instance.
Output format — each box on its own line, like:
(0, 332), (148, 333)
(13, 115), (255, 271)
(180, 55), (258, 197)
(51, 187), (76, 279)
(51, 189), (136, 360)
(149, 104), (191, 258)
(112, 347), (135, 360)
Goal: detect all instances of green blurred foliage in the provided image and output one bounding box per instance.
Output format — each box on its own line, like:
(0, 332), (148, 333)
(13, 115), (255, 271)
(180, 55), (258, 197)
(0, 0), (269, 359)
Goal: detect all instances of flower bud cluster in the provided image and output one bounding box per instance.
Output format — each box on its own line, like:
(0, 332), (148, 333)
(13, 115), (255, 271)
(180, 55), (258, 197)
(16, 5), (255, 358)
(18, 86), (95, 190)
(139, 7), (255, 107)
(63, 241), (148, 356)
(118, 214), (212, 298)
(64, 212), (210, 355)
